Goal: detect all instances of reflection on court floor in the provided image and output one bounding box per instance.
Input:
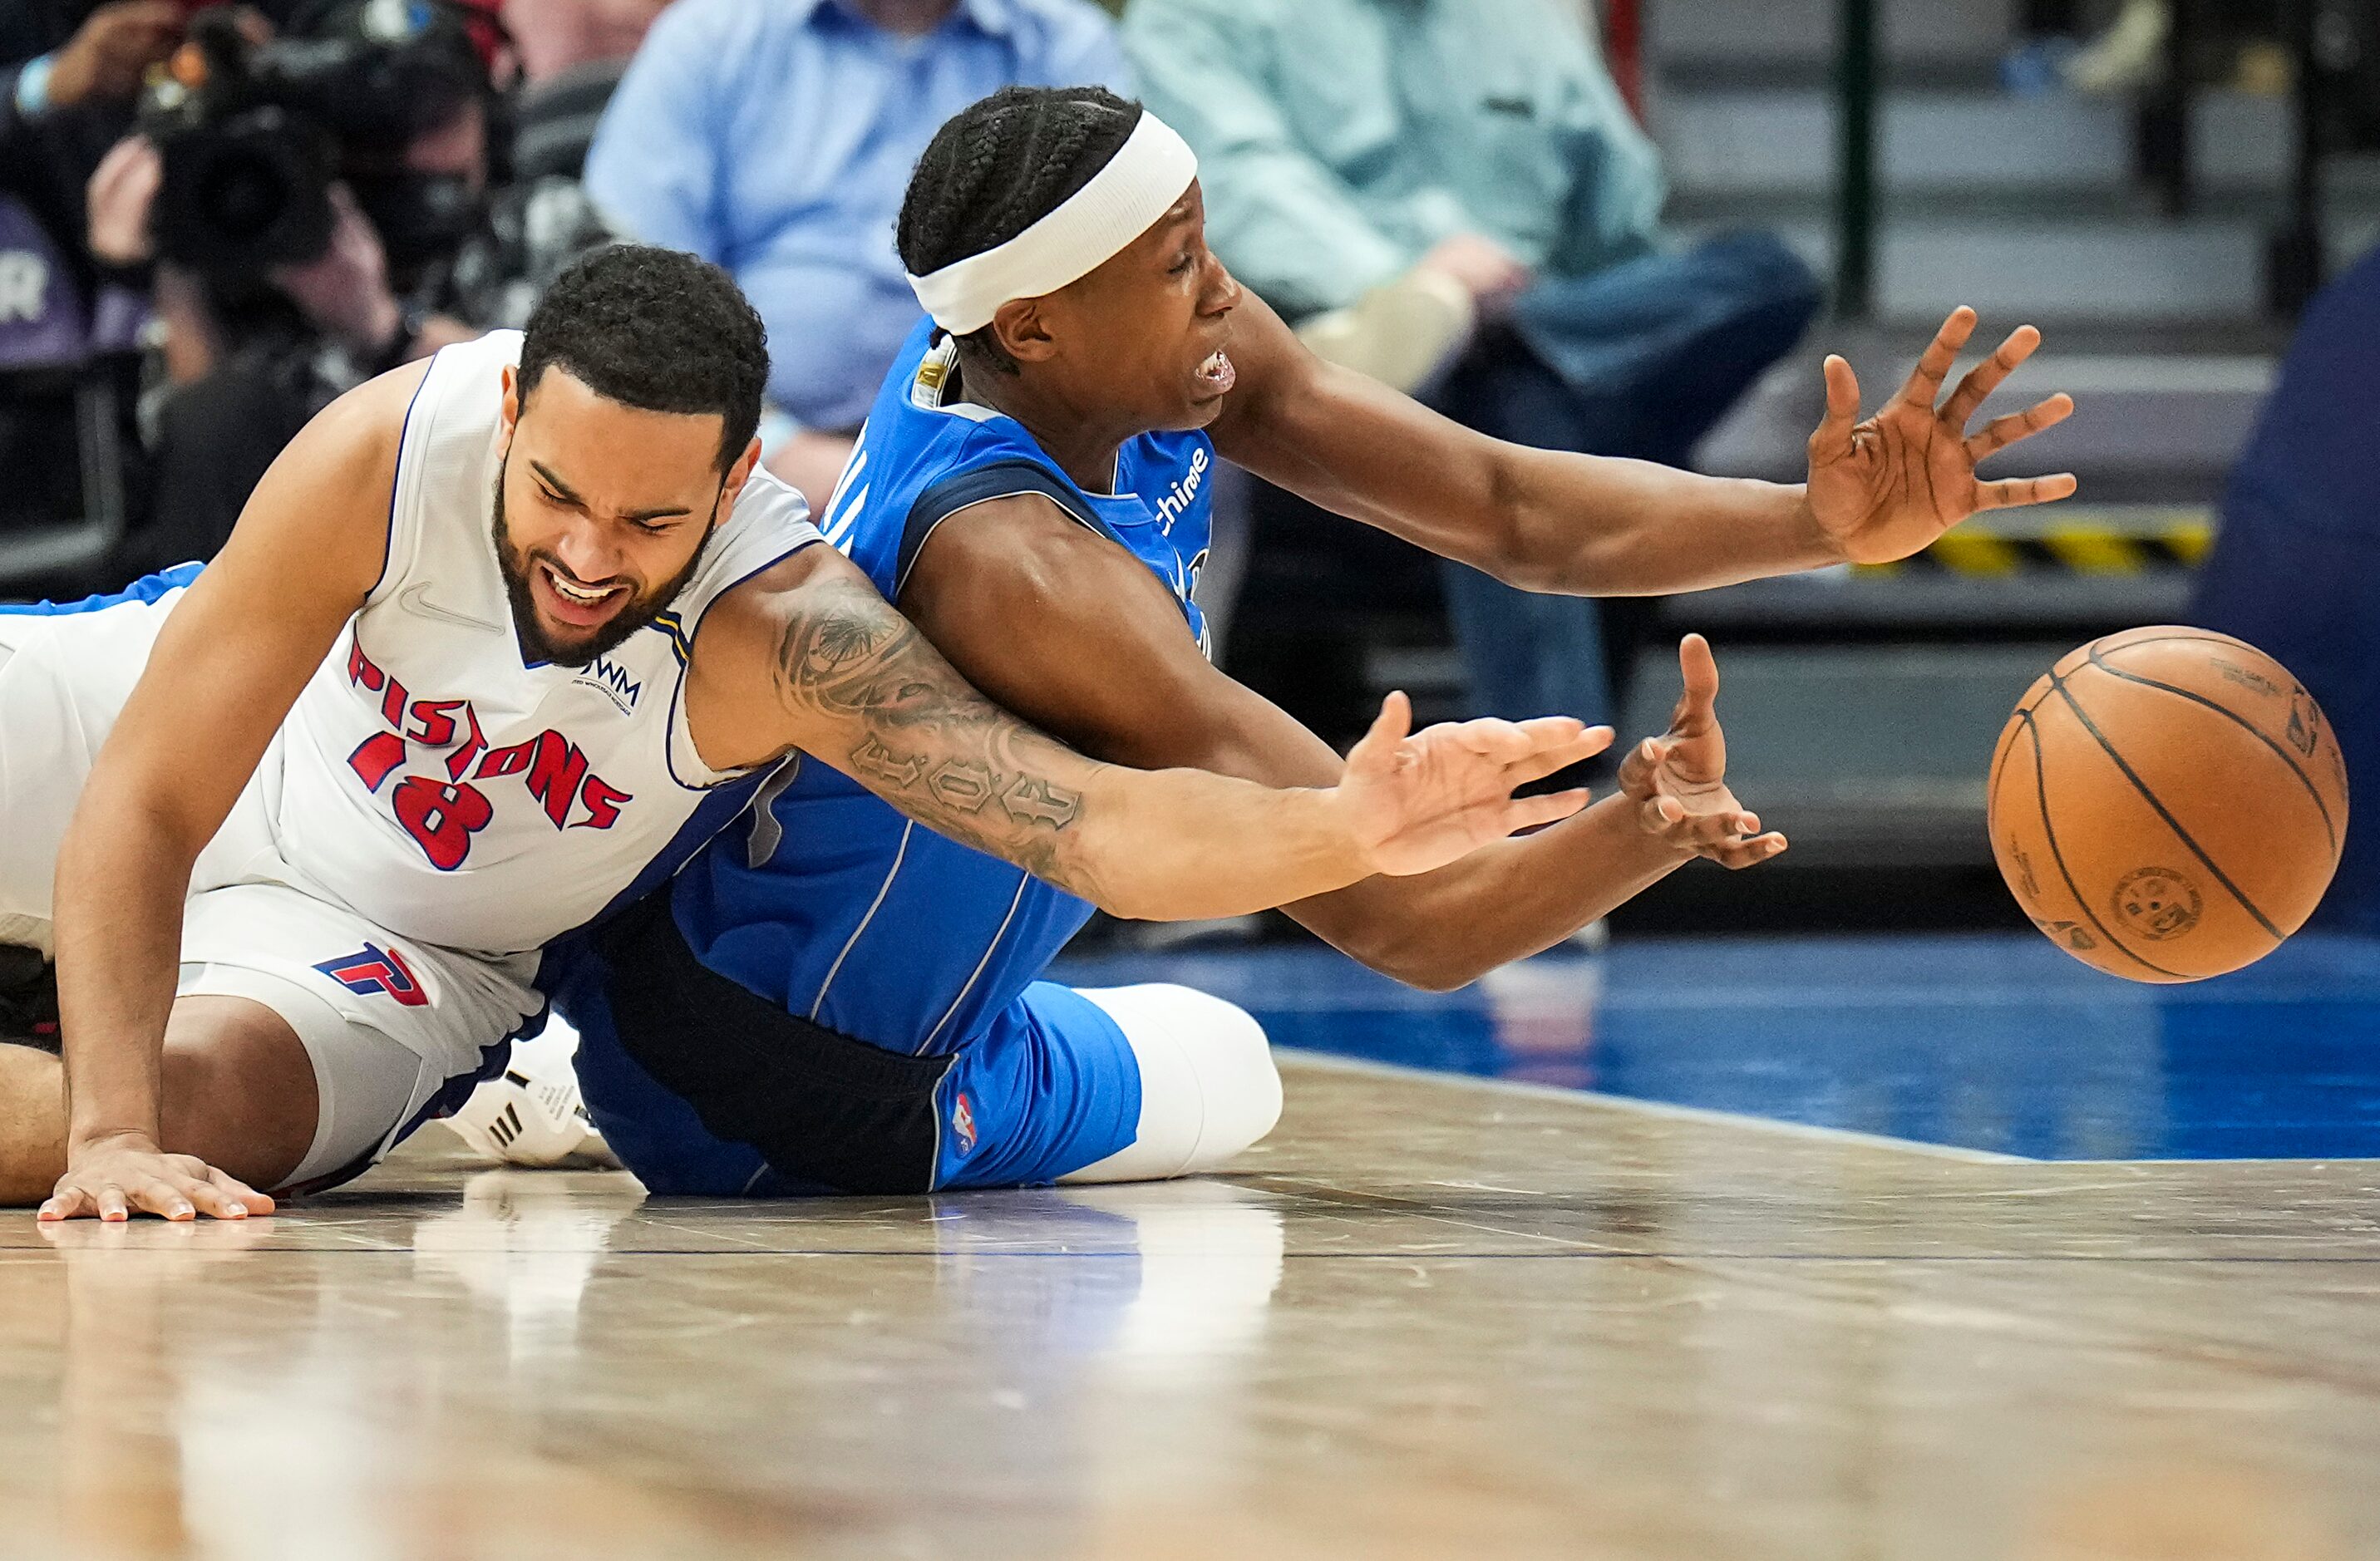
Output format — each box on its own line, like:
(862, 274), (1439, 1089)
(6, 935), (2380, 1558)
(1057, 933), (2380, 1160)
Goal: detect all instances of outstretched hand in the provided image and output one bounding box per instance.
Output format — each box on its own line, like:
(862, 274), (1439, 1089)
(1806, 307), (2077, 565)
(1620, 635), (1786, 870)
(1336, 692), (1610, 878)
(40, 1133), (272, 1223)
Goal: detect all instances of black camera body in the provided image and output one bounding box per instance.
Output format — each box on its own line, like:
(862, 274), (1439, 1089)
(140, 1), (484, 277)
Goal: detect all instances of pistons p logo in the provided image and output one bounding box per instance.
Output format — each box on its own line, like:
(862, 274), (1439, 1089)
(315, 943), (430, 1007)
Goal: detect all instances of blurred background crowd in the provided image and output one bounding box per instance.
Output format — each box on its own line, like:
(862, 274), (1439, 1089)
(1, 0), (2373, 939)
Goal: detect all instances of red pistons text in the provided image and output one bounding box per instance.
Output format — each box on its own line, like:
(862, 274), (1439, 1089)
(345, 638), (632, 871)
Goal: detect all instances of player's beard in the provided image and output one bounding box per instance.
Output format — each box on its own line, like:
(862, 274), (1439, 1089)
(490, 456), (718, 668)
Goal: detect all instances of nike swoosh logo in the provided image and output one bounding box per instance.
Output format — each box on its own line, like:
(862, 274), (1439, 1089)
(397, 582), (507, 635)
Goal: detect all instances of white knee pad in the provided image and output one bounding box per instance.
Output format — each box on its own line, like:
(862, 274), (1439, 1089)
(1061, 984), (1282, 1184)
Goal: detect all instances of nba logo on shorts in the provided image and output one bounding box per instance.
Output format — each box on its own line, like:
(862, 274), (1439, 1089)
(951, 1091), (978, 1155)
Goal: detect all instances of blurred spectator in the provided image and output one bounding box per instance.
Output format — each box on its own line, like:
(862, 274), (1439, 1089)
(1124, 0), (1819, 735)
(505, 0), (674, 84)
(92, 2), (617, 573)
(583, 0), (1128, 508)
(2015, 2), (2313, 98)
(2, 4), (185, 317)
(503, 0), (673, 181)
(2190, 244), (2380, 938)
(0, 4), (197, 593)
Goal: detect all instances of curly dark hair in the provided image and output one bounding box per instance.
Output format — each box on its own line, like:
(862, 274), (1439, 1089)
(895, 85), (1144, 372)
(517, 244), (769, 472)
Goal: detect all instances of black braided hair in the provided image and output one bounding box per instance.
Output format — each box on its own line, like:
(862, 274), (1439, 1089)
(520, 244), (769, 473)
(896, 85), (1145, 372)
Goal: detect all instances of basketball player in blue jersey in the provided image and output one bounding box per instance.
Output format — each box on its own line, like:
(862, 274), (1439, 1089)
(534, 88), (2080, 1198)
(0, 243), (1600, 1224)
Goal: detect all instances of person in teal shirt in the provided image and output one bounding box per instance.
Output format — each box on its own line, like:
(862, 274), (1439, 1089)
(1122, 0), (1819, 737)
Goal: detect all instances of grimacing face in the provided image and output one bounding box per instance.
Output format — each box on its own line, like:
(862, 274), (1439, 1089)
(491, 364), (758, 667)
(1010, 180), (1244, 436)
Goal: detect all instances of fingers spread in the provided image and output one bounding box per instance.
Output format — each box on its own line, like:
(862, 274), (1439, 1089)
(1675, 634), (1720, 721)
(137, 1179), (196, 1221)
(1618, 736), (1665, 792)
(1941, 324), (2042, 426)
(1977, 473), (2079, 511)
(1964, 393), (2073, 462)
(1501, 789), (1592, 835)
(1683, 810), (1752, 849)
(1813, 355), (1862, 446)
(209, 1168), (271, 1217)
(1348, 689), (1414, 772)
(1503, 741), (1599, 790)
(1896, 307), (1978, 409)
(1471, 716), (1549, 758)
(1717, 832), (1791, 869)
(188, 1179), (249, 1220)
(1514, 716), (1607, 753)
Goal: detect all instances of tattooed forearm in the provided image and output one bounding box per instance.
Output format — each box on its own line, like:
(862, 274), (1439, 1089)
(1000, 775), (1081, 829)
(925, 757), (996, 815)
(846, 736), (1078, 827)
(774, 587), (944, 724)
(776, 574), (1094, 887)
(848, 734), (929, 790)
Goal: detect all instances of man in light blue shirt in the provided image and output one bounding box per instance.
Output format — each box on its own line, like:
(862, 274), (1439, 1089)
(1126, 0), (1819, 739)
(584, 0), (1130, 505)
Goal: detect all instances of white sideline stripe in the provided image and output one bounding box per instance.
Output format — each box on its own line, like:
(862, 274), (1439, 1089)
(1277, 1047), (2028, 1165)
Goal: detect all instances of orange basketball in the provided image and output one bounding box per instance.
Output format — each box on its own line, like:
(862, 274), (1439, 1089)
(1988, 627), (2349, 982)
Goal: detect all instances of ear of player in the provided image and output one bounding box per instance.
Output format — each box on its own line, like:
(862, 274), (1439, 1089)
(1805, 306), (2081, 566)
(1334, 690), (1611, 878)
(1619, 634), (1789, 870)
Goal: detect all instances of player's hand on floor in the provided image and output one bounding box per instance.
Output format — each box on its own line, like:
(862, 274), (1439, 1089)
(1337, 692), (1612, 878)
(1805, 306), (2077, 565)
(1621, 635), (1787, 870)
(39, 1134), (273, 1222)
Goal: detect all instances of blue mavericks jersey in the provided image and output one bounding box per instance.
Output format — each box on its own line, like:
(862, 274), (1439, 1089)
(670, 318), (1217, 1055)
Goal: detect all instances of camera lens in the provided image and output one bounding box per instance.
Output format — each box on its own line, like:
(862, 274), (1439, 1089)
(152, 108), (337, 272)
(191, 148), (292, 244)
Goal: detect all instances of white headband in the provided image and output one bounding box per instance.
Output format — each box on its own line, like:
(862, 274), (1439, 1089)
(907, 111), (1200, 336)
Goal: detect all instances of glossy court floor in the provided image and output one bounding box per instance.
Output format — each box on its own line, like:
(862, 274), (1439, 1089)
(5, 932), (2379, 1561)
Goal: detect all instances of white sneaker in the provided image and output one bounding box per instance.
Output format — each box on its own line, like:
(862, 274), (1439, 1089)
(442, 1015), (619, 1169)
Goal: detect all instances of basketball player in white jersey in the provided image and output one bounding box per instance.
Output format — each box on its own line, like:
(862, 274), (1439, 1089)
(0, 246), (1603, 1222)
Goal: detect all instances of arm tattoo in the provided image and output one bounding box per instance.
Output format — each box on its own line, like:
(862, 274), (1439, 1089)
(774, 574), (1091, 879)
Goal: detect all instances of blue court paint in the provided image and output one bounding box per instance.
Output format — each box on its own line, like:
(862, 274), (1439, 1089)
(1052, 933), (2380, 1161)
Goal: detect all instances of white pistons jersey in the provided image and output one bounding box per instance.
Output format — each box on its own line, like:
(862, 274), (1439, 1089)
(262, 330), (819, 956)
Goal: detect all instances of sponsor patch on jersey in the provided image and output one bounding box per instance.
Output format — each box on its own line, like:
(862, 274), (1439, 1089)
(951, 1091), (978, 1155)
(1151, 443), (1210, 534)
(573, 654), (643, 715)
